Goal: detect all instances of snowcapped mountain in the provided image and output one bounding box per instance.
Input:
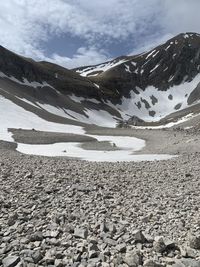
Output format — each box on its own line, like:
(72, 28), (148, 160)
(75, 32), (200, 124)
(1, 32), (200, 133)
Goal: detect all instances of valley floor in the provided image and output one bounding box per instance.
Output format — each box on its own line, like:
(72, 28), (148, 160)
(1, 128), (200, 266)
(8, 124), (200, 156)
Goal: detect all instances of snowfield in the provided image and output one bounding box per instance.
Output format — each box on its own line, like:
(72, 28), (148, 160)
(37, 102), (117, 128)
(0, 96), (85, 142)
(114, 73), (200, 122)
(17, 142), (175, 162)
(0, 95), (176, 162)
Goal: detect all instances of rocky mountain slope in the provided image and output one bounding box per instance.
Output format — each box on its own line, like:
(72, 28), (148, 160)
(75, 32), (200, 124)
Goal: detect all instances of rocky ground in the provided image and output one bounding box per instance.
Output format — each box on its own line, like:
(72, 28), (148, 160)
(1, 137), (200, 267)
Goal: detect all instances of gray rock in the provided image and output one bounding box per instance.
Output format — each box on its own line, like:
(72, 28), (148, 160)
(124, 250), (142, 267)
(7, 213), (18, 226)
(132, 230), (146, 243)
(2, 256), (21, 267)
(74, 228), (88, 239)
(55, 259), (64, 267)
(116, 243), (127, 253)
(29, 232), (43, 242)
(32, 250), (43, 264)
(153, 236), (175, 253)
(189, 235), (200, 249)
(143, 259), (164, 267)
(88, 250), (99, 259)
(172, 258), (200, 267)
(180, 246), (198, 258)
(153, 236), (167, 253)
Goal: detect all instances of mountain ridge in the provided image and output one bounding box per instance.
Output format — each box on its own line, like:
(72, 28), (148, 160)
(1, 32), (200, 128)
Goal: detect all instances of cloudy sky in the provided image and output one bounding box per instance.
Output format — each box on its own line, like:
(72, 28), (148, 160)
(0, 0), (199, 68)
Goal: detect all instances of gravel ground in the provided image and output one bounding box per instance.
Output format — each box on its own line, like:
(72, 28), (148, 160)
(86, 127), (200, 155)
(9, 129), (96, 144)
(10, 126), (200, 155)
(1, 131), (200, 266)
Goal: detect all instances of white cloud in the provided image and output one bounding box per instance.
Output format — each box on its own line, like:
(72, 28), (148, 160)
(163, 0), (200, 35)
(130, 34), (174, 55)
(49, 47), (110, 69)
(0, 0), (162, 67)
(0, 0), (199, 68)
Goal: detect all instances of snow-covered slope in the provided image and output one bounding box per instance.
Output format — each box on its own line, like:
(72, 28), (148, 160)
(114, 73), (200, 122)
(74, 32), (200, 125)
(0, 95), (85, 142)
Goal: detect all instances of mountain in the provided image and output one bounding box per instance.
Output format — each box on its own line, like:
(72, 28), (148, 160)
(1, 32), (200, 134)
(75, 32), (200, 124)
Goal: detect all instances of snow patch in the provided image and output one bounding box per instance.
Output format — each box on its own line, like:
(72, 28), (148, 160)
(125, 64), (131, 73)
(16, 138), (176, 162)
(78, 59), (128, 77)
(0, 72), (51, 89)
(145, 50), (156, 59)
(150, 64), (160, 73)
(0, 96), (85, 142)
(132, 113), (199, 129)
(113, 73), (200, 122)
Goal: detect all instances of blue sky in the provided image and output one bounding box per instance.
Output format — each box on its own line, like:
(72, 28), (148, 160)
(0, 0), (199, 68)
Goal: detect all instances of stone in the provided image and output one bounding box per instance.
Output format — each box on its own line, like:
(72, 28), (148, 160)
(143, 233), (154, 243)
(116, 243), (127, 253)
(74, 228), (88, 239)
(55, 259), (64, 267)
(132, 230), (146, 243)
(29, 232), (43, 242)
(180, 246), (198, 258)
(189, 235), (200, 249)
(153, 237), (167, 253)
(124, 251), (142, 267)
(143, 259), (164, 267)
(153, 236), (175, 253)
(32, 250), (43, 263)
(2, 256), (21, 267)
(172, 258), (200, 267)
(7, 213), (18, 226)
(88, 250), (99, 259)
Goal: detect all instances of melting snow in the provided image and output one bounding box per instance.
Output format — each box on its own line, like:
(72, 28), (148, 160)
(37, 102), (116, 127)
(131, 61), (137, 67)
(0, 96), (85, 142)
(114, 73), (200, 122)
(125, 64), (131, 73)
(15, 97), (41, 109)
(78, 59), (128, 77)
(150, 64), (160, 73)
(152, 51), (160, 58)
(0, 95), (177, 162)
(131, 113), (199, 129)
(146, 50), (156, 59)
(165, 45), (171, 50)
(0, 72), (51, 89)
(94, 83), (100, 88)
(69, 94), (85, 103)
(17, 142), (175, 162)
(69, 94), (101, 105)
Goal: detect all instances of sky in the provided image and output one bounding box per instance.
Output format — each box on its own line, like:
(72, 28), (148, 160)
(0, 0), (200, 69)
